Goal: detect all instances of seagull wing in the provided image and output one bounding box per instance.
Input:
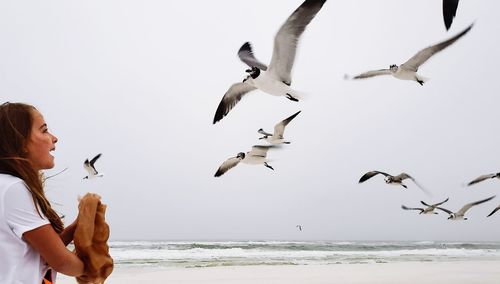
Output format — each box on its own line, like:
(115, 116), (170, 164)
(273, 110), (301, 139)
(398, 173), (430, 195)
(238, 42), (268, 71)
(436, 207), (453, 215)
(248, 145), (274, 158)
(432, 197), (450, 207)
(421, 200), (431, 207)
(467, 173), (497, 186)
(351, 69), (392, 80)
(213, 82), (257, 124)
(358, 171), (390, 183)
(401, 23), (473, 72)
(443, 0), (459, 31)
(214, 156), (243, 177)
(401, 205), (424, 213)
(456, 195), (496, 216)
(83, 159), (98, 176)
(268, 0), (327, 85)
(487, 205), (500, 217)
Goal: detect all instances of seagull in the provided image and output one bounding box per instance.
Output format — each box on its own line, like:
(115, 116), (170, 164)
(436, 196), (495, 220)
(443, 0), (459, 31)
(83, 153), (103, 179)
(467, 172), (500, 186)
(358, 170), (429, 194)
(258, 111), (301, 145)
(214, 145), (276, 177)
(296, 225), (303, 231)
(401, 198), (449, 215)
(487, 205), (500, 217)
(348, 23), (473, 85)
(212, 0), (327, 124)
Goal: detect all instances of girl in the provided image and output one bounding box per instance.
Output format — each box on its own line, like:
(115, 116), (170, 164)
(0, 102), (84, 283)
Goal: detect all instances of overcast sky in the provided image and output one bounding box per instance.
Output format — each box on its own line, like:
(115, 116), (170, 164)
(1, 0), (499, 241)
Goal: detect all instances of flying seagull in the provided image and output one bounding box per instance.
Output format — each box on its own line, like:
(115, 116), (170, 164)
(443, 0), (459, 31)
(258, 111), (301, 145)
(83, 153), (103, 179)
(212, 0), (327, 124)
(348, 23), (473, 85)
(214, 145), (276, 177)
(436, 196), (495, 220)
(358, 171), (429, 194)
(401, 198), (449, 215)
(487, 205), (500, 217)
(296, 225), (303, 231)
(467, 172), (500, 186)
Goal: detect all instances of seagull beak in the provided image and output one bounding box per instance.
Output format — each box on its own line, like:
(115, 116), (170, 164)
(245, 69), (252, 73)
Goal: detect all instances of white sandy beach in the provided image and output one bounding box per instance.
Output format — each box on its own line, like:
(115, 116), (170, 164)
(57, 261), (500, 284)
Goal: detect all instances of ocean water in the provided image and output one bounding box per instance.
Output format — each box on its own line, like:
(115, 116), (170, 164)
(108, 241), (500, 268)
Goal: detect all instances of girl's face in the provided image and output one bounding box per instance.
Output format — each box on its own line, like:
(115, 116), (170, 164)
(25, 109), (58, 171)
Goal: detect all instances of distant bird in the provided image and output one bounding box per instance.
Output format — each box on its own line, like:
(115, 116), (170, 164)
(358, 171), (429, 194)
(436, 196), (495, 220)
(443, 0), (459, 31)
(296, 225), (303, 231)
(487, 205), (500, 217)
(401, 198), (449, 215)
(214, 145), (275, 177)
(467, 172), (500, 186)
(212, 0), (327, 124)
(348, 23), (473, 85)
(83, 153), (103, 179)
(258, 111), (301, 145)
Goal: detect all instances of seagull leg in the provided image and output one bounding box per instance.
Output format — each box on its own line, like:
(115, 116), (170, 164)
(286, 94), (299, 102)
(416, 79), (424, 86)
(264, 162), (274, 171)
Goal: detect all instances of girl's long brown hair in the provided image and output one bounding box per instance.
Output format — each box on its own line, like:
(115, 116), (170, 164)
(0, 102), (64, 233)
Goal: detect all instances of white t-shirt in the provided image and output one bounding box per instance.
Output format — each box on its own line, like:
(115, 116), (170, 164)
(0, 173), (51, 284)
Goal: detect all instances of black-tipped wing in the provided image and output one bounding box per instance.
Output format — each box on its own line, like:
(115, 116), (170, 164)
(84, 159), (98, 176)
(436, 207), (453, 214)
(351, 69), (392, 80)
(457, 195), (495, 216)
(401, 205), (424, 213)
(358, 171), (390, 183)
(268, 0), (327, 85)
(213, 82), (257, 124)
(238, 42), (268, 71)
(214, 156), (243, 177)
(487, 205), (500, 217)
(401, 23), (473, 72)
(443, 0), (459, 31)
(433, 198), (450, 207)
(467, 173), (497, 186)
(89, 153), (102, 167)
(273, 110), (301, 139)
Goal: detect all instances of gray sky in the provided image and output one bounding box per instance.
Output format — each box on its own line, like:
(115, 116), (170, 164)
(1, 0), (500, 241)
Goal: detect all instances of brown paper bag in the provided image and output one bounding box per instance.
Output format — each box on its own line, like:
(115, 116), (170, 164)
(74, 193), (114, 284)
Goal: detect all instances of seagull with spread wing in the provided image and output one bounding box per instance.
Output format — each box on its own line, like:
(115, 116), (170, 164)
(213, 0), (326, 124)
(402, 198), (449, 215)
(436, 196), (495, 220)
(348, 23), (473, 85)
(258, 111), (301, 145)
(358, 170), (429, 194)
(83, 153), (103, 179)
(214, 145), (276, 177)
